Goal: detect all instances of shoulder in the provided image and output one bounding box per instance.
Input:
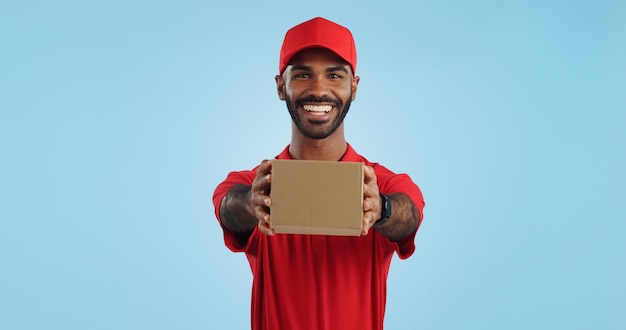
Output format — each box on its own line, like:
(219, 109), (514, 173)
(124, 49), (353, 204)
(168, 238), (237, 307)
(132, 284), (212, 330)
(223, 167), (258, 185)
(344, 144), (397, 176)
(347, 145), (421, 197)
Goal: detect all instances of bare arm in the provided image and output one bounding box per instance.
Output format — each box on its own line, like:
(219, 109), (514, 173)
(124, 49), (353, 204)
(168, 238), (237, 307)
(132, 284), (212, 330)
(219, 160), (275, 240)
(220, 184), (257, 233)
(372, 193), (420, 242)
(362, 165), (420, 242)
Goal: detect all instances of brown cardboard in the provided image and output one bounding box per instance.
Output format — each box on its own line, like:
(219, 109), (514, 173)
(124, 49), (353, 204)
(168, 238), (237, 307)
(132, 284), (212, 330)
(270, 160), (364, 236)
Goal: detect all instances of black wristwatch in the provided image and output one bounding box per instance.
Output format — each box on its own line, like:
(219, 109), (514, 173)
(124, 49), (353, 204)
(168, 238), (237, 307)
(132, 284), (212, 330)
(374, 193), (392, 227)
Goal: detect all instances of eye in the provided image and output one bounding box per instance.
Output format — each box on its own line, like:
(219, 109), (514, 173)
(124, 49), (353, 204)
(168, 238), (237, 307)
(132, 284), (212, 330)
(294, 73), (310, 79)
(329, 73), (343, 79)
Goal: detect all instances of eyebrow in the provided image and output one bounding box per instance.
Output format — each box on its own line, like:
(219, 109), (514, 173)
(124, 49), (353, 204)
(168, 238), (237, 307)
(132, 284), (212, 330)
(326, 65), (350, 74)
(290, 64), (350, 74)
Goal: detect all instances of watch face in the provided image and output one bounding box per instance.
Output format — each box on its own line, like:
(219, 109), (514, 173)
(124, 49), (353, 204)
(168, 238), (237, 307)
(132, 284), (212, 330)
(384, 197), (391, 218)
(381, 193), (391, 219)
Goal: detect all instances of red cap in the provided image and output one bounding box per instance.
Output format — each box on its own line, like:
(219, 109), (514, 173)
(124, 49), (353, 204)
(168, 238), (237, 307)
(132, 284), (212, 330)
(279, 17), (357, 75)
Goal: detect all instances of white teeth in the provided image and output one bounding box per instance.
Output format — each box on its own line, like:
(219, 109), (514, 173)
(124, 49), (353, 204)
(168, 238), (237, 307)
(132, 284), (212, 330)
(303, 105), (332, 113)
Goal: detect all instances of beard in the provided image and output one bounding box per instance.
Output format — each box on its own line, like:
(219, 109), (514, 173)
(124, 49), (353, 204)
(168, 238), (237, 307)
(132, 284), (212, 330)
(285, 94), (353, 140)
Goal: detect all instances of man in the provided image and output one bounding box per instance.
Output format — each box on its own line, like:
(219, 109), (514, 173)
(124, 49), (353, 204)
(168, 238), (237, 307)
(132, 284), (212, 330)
(212, 17), (425, 330)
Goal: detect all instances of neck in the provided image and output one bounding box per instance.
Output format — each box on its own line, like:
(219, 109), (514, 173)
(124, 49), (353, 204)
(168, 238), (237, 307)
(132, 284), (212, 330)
(289, 125), (347, 161)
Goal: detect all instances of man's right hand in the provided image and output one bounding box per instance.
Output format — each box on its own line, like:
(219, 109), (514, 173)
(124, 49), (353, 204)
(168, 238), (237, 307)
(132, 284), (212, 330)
(219, 159), (275, 237)
(250, 159), (274, 236)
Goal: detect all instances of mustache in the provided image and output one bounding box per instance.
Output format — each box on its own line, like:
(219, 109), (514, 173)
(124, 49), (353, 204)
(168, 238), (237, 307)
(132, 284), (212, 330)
(295, 96), (342, 108)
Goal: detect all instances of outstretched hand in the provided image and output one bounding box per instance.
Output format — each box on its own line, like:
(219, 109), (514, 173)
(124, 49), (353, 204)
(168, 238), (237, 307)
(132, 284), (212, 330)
(250, 159), (275, 236)
(362, 165), (381, 236)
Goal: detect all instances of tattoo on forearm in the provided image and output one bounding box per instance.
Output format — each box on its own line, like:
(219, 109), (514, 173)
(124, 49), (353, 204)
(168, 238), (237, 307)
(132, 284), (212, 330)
(220, 184), (257, 233)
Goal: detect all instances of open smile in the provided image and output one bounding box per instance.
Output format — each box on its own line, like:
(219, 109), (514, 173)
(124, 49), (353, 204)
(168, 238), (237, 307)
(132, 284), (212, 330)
(303, 104), (332, 114)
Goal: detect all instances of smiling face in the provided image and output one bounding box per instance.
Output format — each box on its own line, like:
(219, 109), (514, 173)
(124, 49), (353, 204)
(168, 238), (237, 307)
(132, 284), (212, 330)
(276, 48), (359, 140)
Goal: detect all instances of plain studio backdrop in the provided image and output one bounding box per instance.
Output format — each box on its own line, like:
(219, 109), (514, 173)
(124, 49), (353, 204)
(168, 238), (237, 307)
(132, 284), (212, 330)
(1, 1), (624, 329)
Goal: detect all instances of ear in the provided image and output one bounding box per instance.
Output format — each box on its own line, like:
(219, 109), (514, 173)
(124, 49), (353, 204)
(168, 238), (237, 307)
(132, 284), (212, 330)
(351, 75), (360, 101)
(275, 75), (286, 100)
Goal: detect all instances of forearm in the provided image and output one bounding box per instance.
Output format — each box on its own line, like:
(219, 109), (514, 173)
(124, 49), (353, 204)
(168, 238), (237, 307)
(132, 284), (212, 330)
(374, 193), (420, 242)
(220, 184), (258, 233)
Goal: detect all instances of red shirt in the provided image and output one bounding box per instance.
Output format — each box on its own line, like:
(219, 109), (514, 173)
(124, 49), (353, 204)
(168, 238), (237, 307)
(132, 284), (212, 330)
(213, 144), (425, 330)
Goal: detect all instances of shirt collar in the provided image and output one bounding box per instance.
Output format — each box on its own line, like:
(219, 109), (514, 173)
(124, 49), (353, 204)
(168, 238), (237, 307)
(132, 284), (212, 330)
(276, 143), (360, 162)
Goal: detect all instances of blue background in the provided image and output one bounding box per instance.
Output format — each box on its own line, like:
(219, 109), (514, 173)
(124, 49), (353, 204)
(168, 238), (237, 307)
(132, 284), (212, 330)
(1, 1), (624, 329)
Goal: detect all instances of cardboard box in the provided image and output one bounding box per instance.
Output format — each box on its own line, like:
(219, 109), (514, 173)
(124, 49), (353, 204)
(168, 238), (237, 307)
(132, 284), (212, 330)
(270, 160), (364, 236)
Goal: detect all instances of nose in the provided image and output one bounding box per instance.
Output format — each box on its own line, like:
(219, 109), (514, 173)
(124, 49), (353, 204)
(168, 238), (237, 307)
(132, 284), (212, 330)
(307, 76), (329, 98)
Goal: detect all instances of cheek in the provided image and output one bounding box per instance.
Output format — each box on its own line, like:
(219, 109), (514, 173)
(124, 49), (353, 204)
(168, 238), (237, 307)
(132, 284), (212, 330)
(341, 84), (354, 100)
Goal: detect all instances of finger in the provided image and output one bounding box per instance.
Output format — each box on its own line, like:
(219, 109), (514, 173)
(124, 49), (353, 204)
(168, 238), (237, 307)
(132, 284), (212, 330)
(257, 159), (273, 178)
(364, 211), (377, 226)
(252, 192), (274, 236)
(251, 191), (271, 208)
(361, 211), (378, 236)
(361, 215), (372, 236)
(252, 173), (272, 196)
(257, 213), (275, 236)
(361, 218), (369, 236)
(363, 198), (369, 212)
(253, 160), (273, 195)
(363, 165), (376, 184)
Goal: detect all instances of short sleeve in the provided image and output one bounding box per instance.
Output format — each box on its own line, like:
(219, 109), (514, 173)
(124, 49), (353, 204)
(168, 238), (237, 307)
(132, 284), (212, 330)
(374, 168), (425, 259)
(212, 169), (258, 252)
